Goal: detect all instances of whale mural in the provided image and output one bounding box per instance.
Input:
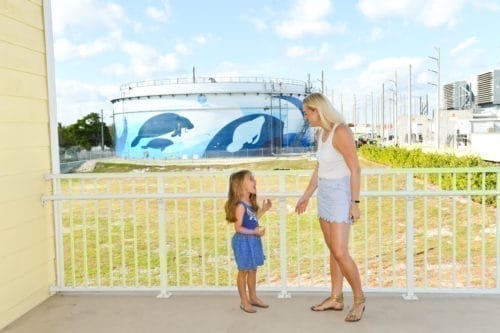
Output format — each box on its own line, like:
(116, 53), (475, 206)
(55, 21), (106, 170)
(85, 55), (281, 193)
(205, 114), (284, 155)
(130, 113), (194, 147)
(115, 116), (128, 153)
(141, 138), (174, 151)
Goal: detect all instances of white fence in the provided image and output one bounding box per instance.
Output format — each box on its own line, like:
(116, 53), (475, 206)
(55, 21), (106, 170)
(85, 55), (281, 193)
(42, 167), (500, 298)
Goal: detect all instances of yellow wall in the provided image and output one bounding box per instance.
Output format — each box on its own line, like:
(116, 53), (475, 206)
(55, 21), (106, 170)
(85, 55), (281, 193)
(0, 0), (56, 329)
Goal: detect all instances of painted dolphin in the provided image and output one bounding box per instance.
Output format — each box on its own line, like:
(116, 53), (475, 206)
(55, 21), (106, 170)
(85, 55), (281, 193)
(141, 138), (173, 151)
(131, 113), (194, 147)
(227, 116), (265, 152)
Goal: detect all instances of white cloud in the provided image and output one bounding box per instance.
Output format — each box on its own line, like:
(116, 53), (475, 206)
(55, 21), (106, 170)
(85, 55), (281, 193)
(450, 37), (477, 55)
(286, 45), (313, 58)
(275, 0), (345, 38)
(55, 80), (116, 125)
(357, 56), (425, 92)
(54, 37), (114, 61)
(286, 43), (329, 61)
(193, 34), (210, 45)
(175, 43), (191, 56)
(333, 53), (366, 70)
(357, 0), (467, 28)
(51, 0), (139, 36)
(369, 27), (384, 41)
(145, 1), (172, 23)
(101, 41), (179, 78)
(472, 0), (500, 11)
(241, 6), (276, 32)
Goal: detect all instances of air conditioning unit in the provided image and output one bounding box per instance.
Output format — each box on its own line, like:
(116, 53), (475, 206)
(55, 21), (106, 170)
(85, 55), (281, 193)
(444, 81), (473, 110)
(476, 70), (500, 105)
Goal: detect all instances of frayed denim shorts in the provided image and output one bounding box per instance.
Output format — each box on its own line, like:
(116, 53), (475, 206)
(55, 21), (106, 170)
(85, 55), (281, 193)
(317, 176), (351, 224)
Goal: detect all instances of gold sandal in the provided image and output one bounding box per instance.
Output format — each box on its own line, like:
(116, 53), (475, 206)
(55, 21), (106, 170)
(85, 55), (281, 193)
(310, 294), (344, 311)
(345, 295), (366, 322)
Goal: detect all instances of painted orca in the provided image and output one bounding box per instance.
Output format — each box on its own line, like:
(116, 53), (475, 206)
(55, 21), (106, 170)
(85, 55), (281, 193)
(141, 138), (173, 151)
(131, 113), (194, 147)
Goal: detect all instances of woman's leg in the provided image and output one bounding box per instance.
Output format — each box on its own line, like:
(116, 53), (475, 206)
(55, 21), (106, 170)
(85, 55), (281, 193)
(328, 222), (365, 320)
(320, 220), (345, 297)
(310, 219), (345, 311)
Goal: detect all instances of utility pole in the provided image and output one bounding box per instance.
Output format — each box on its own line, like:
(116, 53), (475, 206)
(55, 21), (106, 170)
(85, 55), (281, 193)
(428, 47), (441, 150)
(408, 65), (412, 145)
(394, 71), (398, 144)
(381, 83), (385, 143)
(100, 108), (104, 151)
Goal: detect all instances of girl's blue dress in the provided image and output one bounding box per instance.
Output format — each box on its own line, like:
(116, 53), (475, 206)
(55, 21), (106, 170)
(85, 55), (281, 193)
(231, 201), (265, 270)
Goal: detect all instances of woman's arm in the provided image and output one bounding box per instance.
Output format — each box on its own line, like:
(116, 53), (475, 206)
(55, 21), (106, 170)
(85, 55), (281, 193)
(295, 162), (319, 214)
(333, 124), (361, 220)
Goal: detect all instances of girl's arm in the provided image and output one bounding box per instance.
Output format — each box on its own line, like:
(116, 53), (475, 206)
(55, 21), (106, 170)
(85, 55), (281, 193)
(257, 198), (272, 219)
(233, 203), (263, 235)
(333, 124), (361, 220)
(295, 163), (318, 214)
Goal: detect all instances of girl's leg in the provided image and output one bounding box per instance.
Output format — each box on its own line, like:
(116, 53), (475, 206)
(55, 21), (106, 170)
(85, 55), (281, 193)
(247, 270), (268, 308)
(237, 270), (254, 312)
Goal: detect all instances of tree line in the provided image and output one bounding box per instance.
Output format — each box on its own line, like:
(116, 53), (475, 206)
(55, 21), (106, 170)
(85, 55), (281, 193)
(58, 112), (113, 151)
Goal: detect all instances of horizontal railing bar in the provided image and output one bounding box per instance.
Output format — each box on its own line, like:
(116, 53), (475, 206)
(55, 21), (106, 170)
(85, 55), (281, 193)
(44, 166), (500, 180)
(41, 190), (499, 202)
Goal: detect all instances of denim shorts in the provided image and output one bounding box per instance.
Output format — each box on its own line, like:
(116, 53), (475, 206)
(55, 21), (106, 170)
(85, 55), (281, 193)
(317, 176), (351, 224)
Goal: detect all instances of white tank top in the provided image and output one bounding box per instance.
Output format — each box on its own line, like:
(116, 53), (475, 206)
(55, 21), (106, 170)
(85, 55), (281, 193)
(317, 124), (351, 179)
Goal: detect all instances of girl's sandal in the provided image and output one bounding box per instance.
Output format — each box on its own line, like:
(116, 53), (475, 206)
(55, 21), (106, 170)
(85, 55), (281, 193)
(345, 295), (366, 322)
(310, 294), (344, 311)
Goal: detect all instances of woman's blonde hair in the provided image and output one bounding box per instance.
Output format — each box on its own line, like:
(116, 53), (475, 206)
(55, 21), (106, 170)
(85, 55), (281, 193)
(224, 170), (259, 222)
(303, 92), (345, 131)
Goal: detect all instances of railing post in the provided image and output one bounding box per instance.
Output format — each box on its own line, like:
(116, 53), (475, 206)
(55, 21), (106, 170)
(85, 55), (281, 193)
(157, 177), (171, 298)
(403, 172), (418, 300)
(53, 177), (65, 291)
(278, 174), (291, 298)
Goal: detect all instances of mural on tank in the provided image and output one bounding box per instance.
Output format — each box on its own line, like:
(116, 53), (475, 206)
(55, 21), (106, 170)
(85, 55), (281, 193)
(113, 95), (313, 159)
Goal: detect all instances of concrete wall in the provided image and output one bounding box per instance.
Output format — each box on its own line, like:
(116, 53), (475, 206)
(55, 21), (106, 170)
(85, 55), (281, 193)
(0, 0), (56, 329)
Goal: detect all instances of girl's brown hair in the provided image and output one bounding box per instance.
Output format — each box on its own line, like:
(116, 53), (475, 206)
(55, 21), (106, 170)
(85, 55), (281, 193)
(224, 170), (259, 222)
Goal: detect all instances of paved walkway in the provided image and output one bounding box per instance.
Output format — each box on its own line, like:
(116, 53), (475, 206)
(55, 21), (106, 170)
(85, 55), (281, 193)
(2, 292), (500, 333)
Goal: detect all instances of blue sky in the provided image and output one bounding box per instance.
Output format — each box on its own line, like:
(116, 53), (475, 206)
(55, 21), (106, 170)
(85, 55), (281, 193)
(50, 0), (500, 125)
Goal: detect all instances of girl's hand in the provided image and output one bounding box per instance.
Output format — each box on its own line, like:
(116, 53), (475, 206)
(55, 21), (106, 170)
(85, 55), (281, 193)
(262, 198), (272, 211)
(256, 226), (266, 236)
(295, 196), (309, 214)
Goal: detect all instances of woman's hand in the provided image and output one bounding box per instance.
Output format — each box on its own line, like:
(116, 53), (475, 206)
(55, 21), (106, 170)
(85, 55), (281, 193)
(349, 203), (361, 223)
(295, 196), (309, 214)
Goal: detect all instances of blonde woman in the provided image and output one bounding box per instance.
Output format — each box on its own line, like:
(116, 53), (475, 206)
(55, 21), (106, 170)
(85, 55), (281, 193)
(295, 93), (365, 322)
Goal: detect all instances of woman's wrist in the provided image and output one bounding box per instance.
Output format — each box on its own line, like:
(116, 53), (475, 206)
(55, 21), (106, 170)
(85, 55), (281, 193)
(351, 199), (360, 204)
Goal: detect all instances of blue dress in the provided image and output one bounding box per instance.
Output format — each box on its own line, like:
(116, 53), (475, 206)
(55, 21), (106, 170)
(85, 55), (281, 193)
(231, 201), (265, 271)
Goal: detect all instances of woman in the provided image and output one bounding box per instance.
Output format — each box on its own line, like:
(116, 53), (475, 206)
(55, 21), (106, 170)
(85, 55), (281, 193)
(295, 92), (365, 322)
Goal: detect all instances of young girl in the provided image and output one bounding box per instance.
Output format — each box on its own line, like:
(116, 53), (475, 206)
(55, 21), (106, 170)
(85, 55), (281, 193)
(225, 170), (272, 313)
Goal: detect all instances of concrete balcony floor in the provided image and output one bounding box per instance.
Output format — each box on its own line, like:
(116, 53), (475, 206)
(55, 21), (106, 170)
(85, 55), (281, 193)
(2, 292), (500, 333)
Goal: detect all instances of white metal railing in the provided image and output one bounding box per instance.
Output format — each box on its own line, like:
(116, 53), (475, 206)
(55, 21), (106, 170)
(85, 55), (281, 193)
(42, 167), (500, 298)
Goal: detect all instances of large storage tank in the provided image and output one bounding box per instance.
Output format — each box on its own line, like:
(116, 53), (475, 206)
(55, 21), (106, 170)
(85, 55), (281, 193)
(111, 76), (313, 159)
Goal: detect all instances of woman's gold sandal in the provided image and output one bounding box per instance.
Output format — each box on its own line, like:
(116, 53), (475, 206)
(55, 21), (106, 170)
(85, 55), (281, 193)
(310, 294), (344, 311)
(345, 295), (366, 322)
